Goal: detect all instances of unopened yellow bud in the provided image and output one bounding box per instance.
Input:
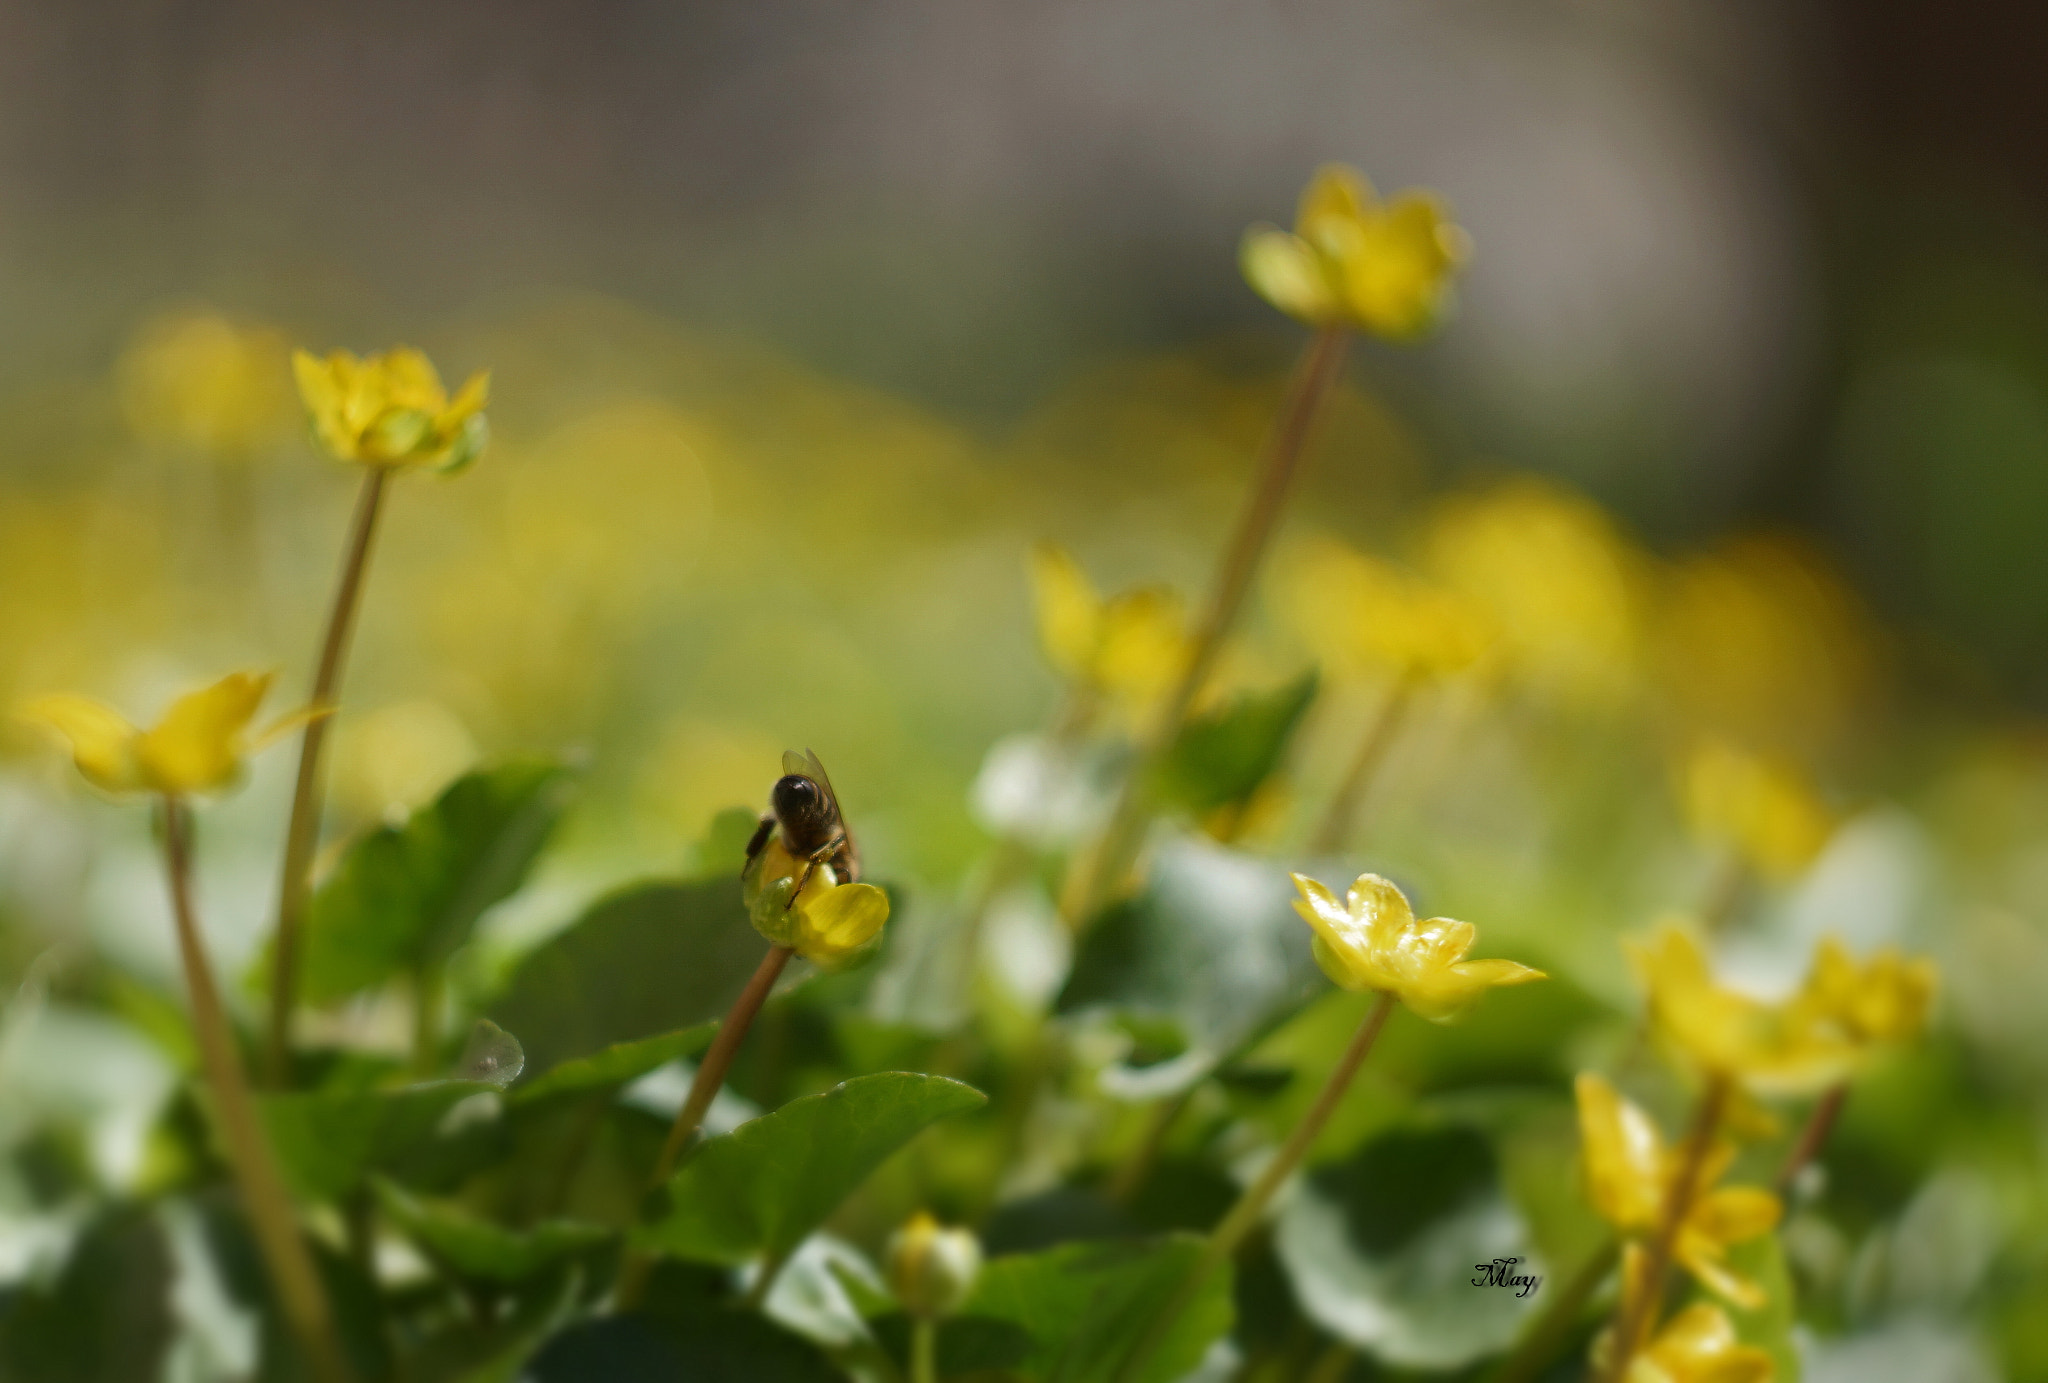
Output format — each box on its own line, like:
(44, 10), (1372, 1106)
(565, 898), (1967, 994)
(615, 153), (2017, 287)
(885, 1212), (981, 1320)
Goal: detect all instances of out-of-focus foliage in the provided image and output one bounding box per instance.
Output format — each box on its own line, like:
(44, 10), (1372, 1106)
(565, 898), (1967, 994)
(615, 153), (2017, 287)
(0, 264), (2039, 1383)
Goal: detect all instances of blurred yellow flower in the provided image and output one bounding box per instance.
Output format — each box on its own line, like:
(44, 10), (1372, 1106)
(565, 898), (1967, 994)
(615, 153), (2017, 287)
(1680, 740), (1835, 880)
(1575, 1073), (1781, 1308)
(1617, 1303), (1775, 1383)
(1799, 937), (1936, 1052)
(117, 309), (293, 455)
(1289, 871), (1544, 1021)
(1242, 164), (1471, 339)
(1628, 927), (1857, 1096)
(22, 671), (294, 796)
(885, 1211), (982, 1320)
(292, 346), (490, 471)
(1657, 537), (1875, 758)
(1279, 536), (1493, 680)
(1422, 478), (1647, 710)
(1029, 545), (1190, 723)
(744, 834), (889, 971)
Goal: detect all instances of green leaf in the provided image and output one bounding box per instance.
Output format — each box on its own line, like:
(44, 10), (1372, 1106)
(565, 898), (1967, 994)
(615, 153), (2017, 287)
(1153, 670), (1316, 815)
(687, 805), (765, 879)
(302, 759), (573, 1002)
(510, 1024), (717, 1106)
(373, 1179), (611, 1282)
(256, 1080), (497, 1201)
(964, 1234), (1234, 1383)
(1272, 1123), (1541, 1369)
(1702, 1233), (1801, 1383)
(526, 1311), (841, 1383)
(0, 1205), (173, 1383)
(1059, 835), (1326, 1085)
(490, 877), (762, 1074)
(637, 1072), (986, 1266)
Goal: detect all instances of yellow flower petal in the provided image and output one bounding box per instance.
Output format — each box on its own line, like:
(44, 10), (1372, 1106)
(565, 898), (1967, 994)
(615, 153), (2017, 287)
(1297, 164), (1374, 236)
(1631, 1303), (1775, 1383)
(1575, 1073), (1665, 1231)
(1029, 544), (1102, 683)
(1240, 228), (1336, 324)
(136, 671), (275, 794)
(1291, 872), (1540, 1018)
(795, 881), (890, 971)
(19, 695), (145, 793)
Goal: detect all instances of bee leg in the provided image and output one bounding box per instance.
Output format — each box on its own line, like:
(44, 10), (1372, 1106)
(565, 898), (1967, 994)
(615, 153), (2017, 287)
(741, 814), (775, 881)
(783, 839), (842, 911)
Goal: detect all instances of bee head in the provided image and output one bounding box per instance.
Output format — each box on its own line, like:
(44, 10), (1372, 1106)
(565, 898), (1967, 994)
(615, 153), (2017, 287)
(772, 774), (831, 835)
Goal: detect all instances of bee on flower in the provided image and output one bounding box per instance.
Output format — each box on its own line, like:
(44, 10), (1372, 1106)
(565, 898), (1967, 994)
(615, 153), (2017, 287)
(1289, 872), (1544, 1022)
(1241, 163), (1471, 339)
(22, 671), (308, 798)
(293, 345), (490, 472)
(742, 749), (889, 971)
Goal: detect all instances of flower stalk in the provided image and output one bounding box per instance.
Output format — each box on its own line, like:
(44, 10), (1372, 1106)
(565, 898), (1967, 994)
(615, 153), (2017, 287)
(1065, 324), (1350, 927)
(1308, 666), (1419, 855)
(615, 941), (795, 1309)
(1774, 1082), (1848, 1197)
(1601, 1074), (1731, 1383)
(1111, 991), (1396, 1383)
(266, 464), (390, 1085)
(162, 797), (352, 1383)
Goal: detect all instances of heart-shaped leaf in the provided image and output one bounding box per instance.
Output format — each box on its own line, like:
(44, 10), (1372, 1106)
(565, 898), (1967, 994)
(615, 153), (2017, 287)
(637, 1072), (986, 1266)
(301, 759), (573, 1002)
(963, 1234), (1233, 1383)
(256, 1080), (498, 1201)
(373, 1179), (611, 1283)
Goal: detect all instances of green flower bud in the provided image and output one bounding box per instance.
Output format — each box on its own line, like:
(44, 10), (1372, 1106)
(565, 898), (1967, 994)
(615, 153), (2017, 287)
(885, 1212), (981, 1320)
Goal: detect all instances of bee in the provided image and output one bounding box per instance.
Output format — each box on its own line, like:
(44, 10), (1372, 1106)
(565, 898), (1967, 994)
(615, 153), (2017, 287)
(744, 749), (862, 909)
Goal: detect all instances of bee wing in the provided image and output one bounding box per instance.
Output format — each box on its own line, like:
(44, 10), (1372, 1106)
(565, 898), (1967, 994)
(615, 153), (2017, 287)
(782, 748), (811, 778)
(797, 748), (840, 813)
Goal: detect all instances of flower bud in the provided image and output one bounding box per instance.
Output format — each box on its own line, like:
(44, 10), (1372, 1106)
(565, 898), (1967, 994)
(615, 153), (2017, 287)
(885, 1212), (981, 1320)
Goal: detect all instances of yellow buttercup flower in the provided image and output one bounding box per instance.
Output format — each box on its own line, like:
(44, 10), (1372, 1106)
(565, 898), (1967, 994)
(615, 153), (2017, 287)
(1798, 937), (1936, 1052)
(1029, 545), (1190, 724)
(117, 309), (293, 455)
(1615, 1303), (1774, 1383)
(1628, 927), (1857, 1096)
(1421, 478), (1648, 710)
(1575, 1074), (1781, 1308)
(292, 346), (490, 471)
(1680, 740), (1835, 880)
(1279, 537), (1494, 680)
(1289, 872), (1544, 1022)
(1242, 164), (1470, 339)
(22, 671), (298, 797)
(743, 834), (889, 972)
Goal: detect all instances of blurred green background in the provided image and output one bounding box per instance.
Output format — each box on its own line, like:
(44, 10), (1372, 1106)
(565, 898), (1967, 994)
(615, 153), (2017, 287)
(0, 2), (2046, 1380)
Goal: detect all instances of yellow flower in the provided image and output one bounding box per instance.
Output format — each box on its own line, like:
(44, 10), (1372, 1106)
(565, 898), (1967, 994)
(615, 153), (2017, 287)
(1422, 478), (1647, 710)
(1242, 164), (1471, 338)
(744, 834), (890, 971)
(1680, 740), (1835, 880)
(292, 346), (490, 471)
(1279, 537), (1494, 680)
(1575, 1074), (1781, 1308)
(1628, 927), (1857, 1096)
(1798, 937), (1936, 1052)
(1621, 1303), (1775, 1383)
(1029, 545), (1190, 723)
(117, 309), (292, 455)
(885, 1211), (982, 1320)
(1289, 872), (1544, 1021)
(22, 671), (294, 797)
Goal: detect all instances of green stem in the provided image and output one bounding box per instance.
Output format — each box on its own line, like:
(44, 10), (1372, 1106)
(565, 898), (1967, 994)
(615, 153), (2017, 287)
(267, 464), (391, 1087)
(615, 943), (794, 1309)
(911, 1316), (938, 1383)
(1601, 1075), (1729, 1383)
(1063, 325), (1351, 929)
(411, 962), (445, 1079)
(1482, 1238), (1618, 1383)
(1308, 668), (1420, 856)
(161, 798), (353, 1383)
(1112, 991), (1395, 1383)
